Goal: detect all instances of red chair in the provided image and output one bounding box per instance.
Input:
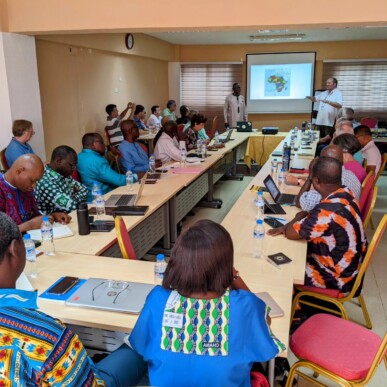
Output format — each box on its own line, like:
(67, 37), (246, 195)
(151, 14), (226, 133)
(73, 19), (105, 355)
(359, 171), (375, 216)
(177, 124), (185, 141)
(71, 169), (82, 182)
(360, 117), (378, 129)
(139, 142), (148, 156)
(286, 314), (387, 387)
(115, 216), (138, 259)
(208, 115), (218, 140)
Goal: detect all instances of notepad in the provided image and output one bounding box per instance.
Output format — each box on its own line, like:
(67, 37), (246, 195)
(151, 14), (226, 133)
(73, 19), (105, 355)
(27, 222), (74, 240)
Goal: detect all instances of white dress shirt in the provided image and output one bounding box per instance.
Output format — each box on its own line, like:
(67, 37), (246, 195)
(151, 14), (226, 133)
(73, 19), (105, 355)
(316, 88), (343, 127)
(154, 132), (181, 163)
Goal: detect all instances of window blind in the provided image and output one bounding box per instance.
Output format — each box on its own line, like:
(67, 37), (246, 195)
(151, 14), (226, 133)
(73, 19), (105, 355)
(180, 63), (242, 131)
(322, 60), (387, 117)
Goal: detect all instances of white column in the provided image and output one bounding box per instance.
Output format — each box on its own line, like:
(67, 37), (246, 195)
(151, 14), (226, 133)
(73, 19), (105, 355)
(0, 32), (46, 160)
(168, 62), (181, 109)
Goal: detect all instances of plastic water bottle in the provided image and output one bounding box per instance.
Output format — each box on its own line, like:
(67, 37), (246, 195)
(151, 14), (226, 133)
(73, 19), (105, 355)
(282, 142), (288, 159)
(256, 191), (265, 219)
(95, 190), (106, 217)
(201, 141), (207, 158)
(41, 216), (55, 256)
(92, 181), (100, 204)
(279, 167), (286, 184)
(253, 219), (265, 259)
(271, 158), (278, 174)
(24, 234), (38, 278)
(197, 139), (203, 157)
(180, 147), (187, 167)
(215, 130), (220, 143)
(154, 254), (167, 285)
(126, 170), (134, 191)
(149, 154), (156, 174)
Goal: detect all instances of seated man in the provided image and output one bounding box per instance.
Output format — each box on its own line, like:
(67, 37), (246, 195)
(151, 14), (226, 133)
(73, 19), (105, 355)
(5, 120), (35, 168)
(105, 102), (134, 148)
(132, 105), (148, 133)
(35, 145), (88, 214)
(162, 100), (177, 121)
(0, 212), (146, 386)
(316, 118), (353, 155)
(0, 154), (69, 232)
(77, 133), (137, 202)
(269, 157), (366, 295)
(354, 125), (382, 174)
(292, 145), (361, 211)
(154, 121), (182, 163)
(118, 120), (150, 176)
(147, 105), (162, 130)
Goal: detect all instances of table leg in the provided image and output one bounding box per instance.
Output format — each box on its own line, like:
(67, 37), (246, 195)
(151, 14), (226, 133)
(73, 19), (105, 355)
(198, 169), (222, 208)
(268, 358), (275, 387)
(222, 147), (244, 181)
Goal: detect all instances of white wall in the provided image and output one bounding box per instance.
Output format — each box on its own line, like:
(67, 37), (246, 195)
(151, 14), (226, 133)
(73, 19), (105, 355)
(168, 62), (180, 108)
(0, 33), (46, 160)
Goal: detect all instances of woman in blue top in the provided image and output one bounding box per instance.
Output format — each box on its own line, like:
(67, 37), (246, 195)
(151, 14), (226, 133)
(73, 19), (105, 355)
(129, 220), (284, 387)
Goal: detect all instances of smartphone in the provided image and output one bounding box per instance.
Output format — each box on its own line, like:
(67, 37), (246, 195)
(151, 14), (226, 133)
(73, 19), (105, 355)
(47, 276), (80, 295)
(264, 218), (285, 229)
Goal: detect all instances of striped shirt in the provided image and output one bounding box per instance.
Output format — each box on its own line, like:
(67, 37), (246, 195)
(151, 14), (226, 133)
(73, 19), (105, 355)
(0, 289), (105, 386)
(105, 116), (123, 147)
(294, 187), (367, 295)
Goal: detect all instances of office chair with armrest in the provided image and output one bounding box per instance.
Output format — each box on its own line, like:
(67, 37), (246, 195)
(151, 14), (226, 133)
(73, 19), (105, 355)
(363, 186), (378, 231)
(286, 313), (387, 387)
(177, 124), (185, 141)
(115, 216), (138, 259)
(290, 214), (387, 329)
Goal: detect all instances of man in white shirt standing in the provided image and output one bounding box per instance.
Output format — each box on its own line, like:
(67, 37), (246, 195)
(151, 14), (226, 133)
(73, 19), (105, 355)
(224, 83), (248, 129)
(308, 78), (343, 137)
(147, 105), (162, 131)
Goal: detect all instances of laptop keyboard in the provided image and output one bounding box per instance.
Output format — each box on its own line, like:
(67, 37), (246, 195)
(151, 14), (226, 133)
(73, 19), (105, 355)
(105, 194), (135, 207)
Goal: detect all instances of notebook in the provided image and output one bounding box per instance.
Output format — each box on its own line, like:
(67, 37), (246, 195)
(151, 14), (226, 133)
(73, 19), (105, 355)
(27, 223), (73, 240)
(65, 278), (154, 314)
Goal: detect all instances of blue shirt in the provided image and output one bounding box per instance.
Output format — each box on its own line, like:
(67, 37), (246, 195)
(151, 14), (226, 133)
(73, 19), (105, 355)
(118, 140), (149, 174)
(133, 116), (147, 130)
(129, 286), (283, 387)
(0, 288), (105, 386)
(5, 138), (34, 167)
(77, 148), (127, 201)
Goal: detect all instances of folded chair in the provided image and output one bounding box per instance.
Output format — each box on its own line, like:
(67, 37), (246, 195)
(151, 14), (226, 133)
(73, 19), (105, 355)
(290, 214), (387, 329)
(115, 216), (138, 259)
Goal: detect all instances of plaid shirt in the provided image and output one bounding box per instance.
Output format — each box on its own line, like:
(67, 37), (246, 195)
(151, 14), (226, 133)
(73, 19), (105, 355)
(294, 187), (367, 295)
(300, 167), (361, 211)
(0, 289), (105, 386)
(35, 165), (88, 214)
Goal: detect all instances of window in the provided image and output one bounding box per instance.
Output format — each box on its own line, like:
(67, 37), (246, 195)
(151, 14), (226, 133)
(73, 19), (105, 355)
(323, 60), (387, 118)
(180, 63), (242, 131)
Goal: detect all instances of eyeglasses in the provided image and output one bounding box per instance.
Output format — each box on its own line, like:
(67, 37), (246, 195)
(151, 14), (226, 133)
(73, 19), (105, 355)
(91, 280), (130, 304)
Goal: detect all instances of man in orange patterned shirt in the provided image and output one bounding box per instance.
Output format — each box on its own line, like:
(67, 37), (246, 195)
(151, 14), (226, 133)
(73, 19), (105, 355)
(268, 157), (366, 295)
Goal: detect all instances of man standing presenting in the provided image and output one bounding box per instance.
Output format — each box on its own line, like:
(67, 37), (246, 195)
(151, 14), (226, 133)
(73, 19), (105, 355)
(307, 78), (343, 137)
(224, 83), (248, 129)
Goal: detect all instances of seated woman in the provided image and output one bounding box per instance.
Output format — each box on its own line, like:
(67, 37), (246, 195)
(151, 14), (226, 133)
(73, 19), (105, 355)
(176, 105), (190, 125)
(333, 133), (367, 183)
(128, 220), (284, 387)
(183, 113), (210, 150)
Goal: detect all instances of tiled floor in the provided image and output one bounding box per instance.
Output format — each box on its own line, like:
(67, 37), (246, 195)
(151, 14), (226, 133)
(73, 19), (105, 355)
(184, 174), (387, 386)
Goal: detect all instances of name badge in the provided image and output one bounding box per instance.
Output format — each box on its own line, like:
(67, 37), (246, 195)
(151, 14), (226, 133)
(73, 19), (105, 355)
(162, 311), (183, 328)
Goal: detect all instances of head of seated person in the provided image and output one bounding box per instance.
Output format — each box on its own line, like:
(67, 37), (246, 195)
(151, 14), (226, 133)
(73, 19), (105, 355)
(82, 132), (106, 155)
(105, 103), (119, 118)
(311, 156), (342, 197)
(335, 118), (353, 137)
(336, 107), (355, 122)
(320, 144), (344, 165)
(121, 119), (140, 143)
(133, 105), (147, 124)
(49, 145), (78, 178)
(5, 120), (35, 167)
(1, 154), (44, 230)
(166, 99), (177, 113)
(354, 125), (373, 148)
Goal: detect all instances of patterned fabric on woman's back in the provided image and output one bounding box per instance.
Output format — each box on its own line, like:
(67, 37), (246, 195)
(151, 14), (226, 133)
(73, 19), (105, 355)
(293, 186), (367, 296)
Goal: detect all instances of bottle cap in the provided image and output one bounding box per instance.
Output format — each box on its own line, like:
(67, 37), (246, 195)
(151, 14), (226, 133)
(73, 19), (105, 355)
(257, 219), (263, 225)
(42, 215), (49, 222)
(23, 233), (31, 240)
(156, 254), (165, 261)
(258, 191), (263, 196)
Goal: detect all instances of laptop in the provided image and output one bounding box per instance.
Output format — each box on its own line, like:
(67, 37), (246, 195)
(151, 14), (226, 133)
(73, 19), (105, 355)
(218, 129), (233, 143)
(236, 121), (252, 132)
(263, 197), (286, 215)
(105, 173), (147, 207)
(263, 174), (297, 205)
(66, 278), (154, 314)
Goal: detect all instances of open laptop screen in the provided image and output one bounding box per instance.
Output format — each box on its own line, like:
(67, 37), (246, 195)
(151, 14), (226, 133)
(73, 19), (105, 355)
(263, 175), (280, 201)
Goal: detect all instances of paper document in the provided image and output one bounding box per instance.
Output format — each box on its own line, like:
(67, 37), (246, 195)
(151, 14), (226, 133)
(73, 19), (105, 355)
(27, 222), (73, 240)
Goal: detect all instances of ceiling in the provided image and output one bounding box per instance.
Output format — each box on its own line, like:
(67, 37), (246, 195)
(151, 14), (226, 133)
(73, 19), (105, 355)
(147, 26), (387, 45)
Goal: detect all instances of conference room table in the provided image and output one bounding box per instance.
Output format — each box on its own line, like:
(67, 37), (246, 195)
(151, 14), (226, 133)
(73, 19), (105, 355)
(54, 131), (252, 256)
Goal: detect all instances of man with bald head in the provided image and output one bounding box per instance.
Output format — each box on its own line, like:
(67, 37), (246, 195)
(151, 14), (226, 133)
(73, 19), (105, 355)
(0, 154), (70, 232)
(296, 144), (361, 211)
(269, 157), (366, 295)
